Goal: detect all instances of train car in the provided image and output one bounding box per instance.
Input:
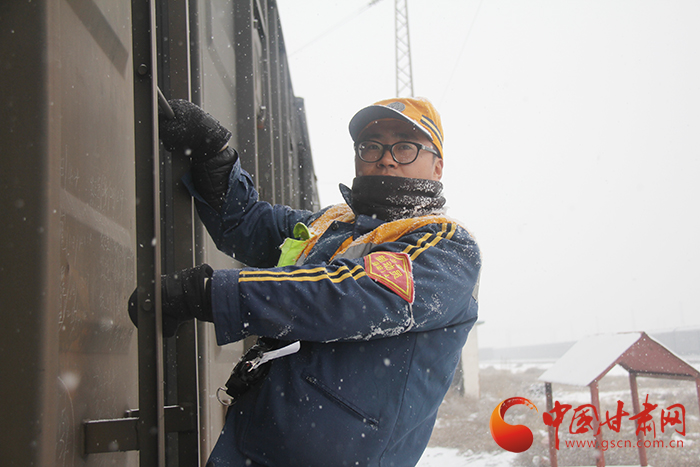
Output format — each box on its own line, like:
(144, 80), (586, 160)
(0, 0), (318, 465)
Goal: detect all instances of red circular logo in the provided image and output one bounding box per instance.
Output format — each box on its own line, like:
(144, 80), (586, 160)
(489, 397), (538, 453)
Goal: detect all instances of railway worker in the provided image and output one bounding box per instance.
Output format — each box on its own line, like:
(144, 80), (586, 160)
(131, 97), (481, 466)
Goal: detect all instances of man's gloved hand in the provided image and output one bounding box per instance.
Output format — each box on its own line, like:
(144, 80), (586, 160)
(159, 99), (238, 213)
(158, 99), (232, 163)
(128, 264), (214, 338)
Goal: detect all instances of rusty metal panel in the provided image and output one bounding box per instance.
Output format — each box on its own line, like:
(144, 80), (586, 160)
(2, 0), (139, 465)
(57, 0), (141, 463)
(1, 2), (59, 466)
(1, 1), (317, 466)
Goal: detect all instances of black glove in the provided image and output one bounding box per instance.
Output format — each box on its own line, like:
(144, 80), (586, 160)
(159, 99), (238, 212)
(128, 264), (214, 338)
(190, 146), (238, 212)
(158, 99), (232, 163)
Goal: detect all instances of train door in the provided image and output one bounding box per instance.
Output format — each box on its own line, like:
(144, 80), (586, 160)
(0, 0), (317, 466)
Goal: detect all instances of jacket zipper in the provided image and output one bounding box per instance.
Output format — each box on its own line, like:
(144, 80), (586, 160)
(304, 375), (380, 427)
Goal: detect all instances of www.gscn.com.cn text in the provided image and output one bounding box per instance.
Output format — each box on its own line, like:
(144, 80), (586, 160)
(565, 438), (685, 451)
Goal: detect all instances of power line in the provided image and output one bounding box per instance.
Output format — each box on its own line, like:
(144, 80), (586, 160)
(289, 0), (384, 57)
(439, 0), (484, 106)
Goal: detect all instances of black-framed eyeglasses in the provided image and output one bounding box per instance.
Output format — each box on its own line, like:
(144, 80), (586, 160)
(354, 140), (439, 165)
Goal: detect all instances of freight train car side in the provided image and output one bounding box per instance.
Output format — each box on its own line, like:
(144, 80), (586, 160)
(0, 1), (317, 466)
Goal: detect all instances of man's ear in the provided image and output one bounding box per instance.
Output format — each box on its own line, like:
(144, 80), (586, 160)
(433, 157), (444, 181)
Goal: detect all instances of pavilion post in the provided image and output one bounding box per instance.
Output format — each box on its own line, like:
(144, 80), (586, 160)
(629, 372), (648, 466)
(696, 378), (700, 423)
(590, 381), (605, 467)
(545, 382), (558, 467)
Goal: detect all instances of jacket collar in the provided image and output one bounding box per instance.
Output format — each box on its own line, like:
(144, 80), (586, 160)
(339, 175), (446, 223)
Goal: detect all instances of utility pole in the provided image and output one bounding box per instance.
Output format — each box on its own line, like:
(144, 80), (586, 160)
(394, 0), (414, 97)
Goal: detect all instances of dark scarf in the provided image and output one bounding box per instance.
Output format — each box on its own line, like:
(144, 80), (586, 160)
(340, 175), (446, 222)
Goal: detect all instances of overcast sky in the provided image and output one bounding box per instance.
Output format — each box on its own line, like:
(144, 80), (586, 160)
(276, 0), (700, 349)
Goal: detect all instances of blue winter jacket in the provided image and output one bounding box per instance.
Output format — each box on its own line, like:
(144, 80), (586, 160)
(192, 156), (481, 467)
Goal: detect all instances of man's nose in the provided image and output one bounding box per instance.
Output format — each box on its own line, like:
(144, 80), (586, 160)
(377, 147), (397, 166)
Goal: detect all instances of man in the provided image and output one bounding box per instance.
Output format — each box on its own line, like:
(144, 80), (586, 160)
(133, 97), (481, 466)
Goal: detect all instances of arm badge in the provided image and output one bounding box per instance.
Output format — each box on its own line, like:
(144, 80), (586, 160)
(364, 252), (415, 304)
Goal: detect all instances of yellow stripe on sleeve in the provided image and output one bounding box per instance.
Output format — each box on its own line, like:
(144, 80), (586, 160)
(403, 223), (457, 261)
(239, 264), (366, 284)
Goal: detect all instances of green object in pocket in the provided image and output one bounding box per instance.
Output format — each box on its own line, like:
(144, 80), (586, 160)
(277, 223), (314, 267)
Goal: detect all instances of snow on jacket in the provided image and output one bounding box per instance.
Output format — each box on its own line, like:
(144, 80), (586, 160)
(189, 157), (481, 467)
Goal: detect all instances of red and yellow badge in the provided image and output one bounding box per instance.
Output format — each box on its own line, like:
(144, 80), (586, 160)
(364, 252), (414, 304)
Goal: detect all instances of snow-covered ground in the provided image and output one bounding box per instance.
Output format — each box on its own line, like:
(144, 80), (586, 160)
(417, 359), (700, 467)
(418, 447), (517, 467)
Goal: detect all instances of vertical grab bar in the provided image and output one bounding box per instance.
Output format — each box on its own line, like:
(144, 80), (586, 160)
(131, 0), (166, 465)
(158, 0), (203, 463)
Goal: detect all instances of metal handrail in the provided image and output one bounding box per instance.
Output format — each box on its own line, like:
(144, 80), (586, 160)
(131, 0), (166, 465)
